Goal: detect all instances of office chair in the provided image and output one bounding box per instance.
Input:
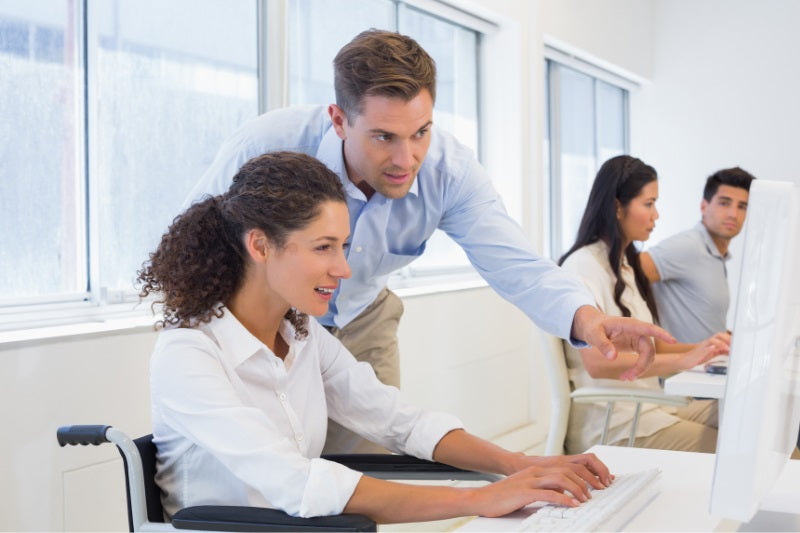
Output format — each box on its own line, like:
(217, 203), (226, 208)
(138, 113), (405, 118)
(57, 425), (497, 532)
(539, 331), (690, 455)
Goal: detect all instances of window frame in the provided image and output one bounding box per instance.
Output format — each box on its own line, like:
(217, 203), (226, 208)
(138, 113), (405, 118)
(543, 38), (642, 260)
(0, 0), (265, 334)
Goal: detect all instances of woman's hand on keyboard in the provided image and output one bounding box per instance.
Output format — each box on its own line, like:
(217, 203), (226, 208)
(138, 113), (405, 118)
(468, 464), (594, 517)
(677, 331), (730, 370)
(505, 452), (613, 492)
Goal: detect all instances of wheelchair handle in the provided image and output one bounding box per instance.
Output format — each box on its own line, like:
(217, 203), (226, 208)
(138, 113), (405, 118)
(57, 425), (111, 447)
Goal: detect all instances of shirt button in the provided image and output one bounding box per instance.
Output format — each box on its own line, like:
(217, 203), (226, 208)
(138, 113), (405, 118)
(278, 393), (287, 401)
(355, 246), (363, 253)
(296, 434), (304, 442)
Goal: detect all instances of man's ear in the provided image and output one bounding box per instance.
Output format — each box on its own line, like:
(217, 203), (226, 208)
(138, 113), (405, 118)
(700, 198), (709, 217)
(328, 104), (348, 140)
(244, 229), (270, 262)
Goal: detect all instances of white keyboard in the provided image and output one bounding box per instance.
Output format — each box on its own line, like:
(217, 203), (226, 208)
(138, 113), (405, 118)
(517, 468), (661, 532)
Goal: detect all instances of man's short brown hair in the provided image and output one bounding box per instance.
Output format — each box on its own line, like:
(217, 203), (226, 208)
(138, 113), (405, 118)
(333, 29), (437, 121)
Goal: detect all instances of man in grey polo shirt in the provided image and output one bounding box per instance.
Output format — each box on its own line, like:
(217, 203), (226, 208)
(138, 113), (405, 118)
(640, 167), (755, 343)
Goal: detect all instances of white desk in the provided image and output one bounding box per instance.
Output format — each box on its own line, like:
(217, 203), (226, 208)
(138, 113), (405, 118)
(461, 445), (800, 531)
(664, 365), (726, 398)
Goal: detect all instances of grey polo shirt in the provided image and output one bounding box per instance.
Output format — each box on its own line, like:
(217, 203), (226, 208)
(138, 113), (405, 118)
(648, 222), (730, 343)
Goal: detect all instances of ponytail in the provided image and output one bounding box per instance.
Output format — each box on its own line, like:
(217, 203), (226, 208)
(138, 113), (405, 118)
(138, 195), (244, 329)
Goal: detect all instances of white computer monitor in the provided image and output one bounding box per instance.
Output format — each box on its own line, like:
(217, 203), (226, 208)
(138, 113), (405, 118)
(709, 178), (800, 523)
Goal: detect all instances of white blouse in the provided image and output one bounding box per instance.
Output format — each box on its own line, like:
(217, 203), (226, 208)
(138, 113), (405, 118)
(150, 308), (463, 518)
(560, 241), (679, 454)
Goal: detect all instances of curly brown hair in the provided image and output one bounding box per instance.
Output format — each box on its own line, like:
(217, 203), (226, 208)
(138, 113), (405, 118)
(333, 29), (437, 121)
(137, 151), (346, 336)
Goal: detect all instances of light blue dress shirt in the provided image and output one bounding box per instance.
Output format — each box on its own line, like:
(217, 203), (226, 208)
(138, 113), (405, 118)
(184, 105), (593, 341)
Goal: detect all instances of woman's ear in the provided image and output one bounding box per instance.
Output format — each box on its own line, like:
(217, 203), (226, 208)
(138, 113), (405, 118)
(244, 229), (270, 262)
(615, 199), (623, 220)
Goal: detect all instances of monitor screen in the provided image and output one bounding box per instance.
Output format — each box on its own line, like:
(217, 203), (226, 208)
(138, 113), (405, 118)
(709, 178), (800, 522)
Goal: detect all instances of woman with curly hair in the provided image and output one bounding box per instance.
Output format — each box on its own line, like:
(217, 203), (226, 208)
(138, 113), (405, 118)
(138, 151), (614, 524)
(558, 155), (730, 455)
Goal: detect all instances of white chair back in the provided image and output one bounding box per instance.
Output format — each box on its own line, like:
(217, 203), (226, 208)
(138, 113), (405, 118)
(538, 331), (571, 456)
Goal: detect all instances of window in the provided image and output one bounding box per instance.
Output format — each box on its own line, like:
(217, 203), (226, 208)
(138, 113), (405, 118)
(0, 0), (258, 315)
(1, 0), (495, 329)
(544, 48), (634, 260)
(1, 1), (84, 304)
(287, 0), (486, 277)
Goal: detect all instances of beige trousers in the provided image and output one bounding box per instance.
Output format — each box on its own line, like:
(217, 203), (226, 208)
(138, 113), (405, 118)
(321, 288), (404, 454)
(615, 399), (719, 453)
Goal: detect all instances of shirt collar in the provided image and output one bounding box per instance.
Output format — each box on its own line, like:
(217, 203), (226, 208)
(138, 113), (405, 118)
(696, 221), (729, 260)
(315, 126), (419, 203)
(206, 306), (305, 368)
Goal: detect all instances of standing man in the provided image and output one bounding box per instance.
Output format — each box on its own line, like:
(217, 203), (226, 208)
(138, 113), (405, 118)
(640, 168), (755, 343)
(186, 29), (672, 453)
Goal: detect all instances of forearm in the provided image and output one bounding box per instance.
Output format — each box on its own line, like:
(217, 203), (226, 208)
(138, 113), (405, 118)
(431, 429), (523, 476)
(343, 430), (518, 523)
(655, 338), (697, 354)
(581, 347), (688, 379)
(343, 475), (476, 524)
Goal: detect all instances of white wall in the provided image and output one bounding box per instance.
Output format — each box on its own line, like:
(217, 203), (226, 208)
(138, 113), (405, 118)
(0, 329), (155, 531)
(636, 0), (800, 243)
(537, 0), (654, 79)
(398, 288), (538, 440)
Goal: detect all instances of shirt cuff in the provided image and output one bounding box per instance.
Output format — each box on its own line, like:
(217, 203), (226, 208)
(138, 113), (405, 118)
(566, 336), (590, 349)
(298, 458), (363, 517)
(402, 412), (464, 461)
(563, 300), (595, 349)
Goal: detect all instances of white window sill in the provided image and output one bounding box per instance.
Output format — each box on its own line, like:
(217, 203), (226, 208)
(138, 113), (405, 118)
(0, 301), (158, 347)
(389, 269), (487, 297)
(0, 273), (489, 348)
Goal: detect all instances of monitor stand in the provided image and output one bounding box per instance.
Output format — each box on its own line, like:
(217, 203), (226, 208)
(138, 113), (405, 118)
(716, 510), (800, 532)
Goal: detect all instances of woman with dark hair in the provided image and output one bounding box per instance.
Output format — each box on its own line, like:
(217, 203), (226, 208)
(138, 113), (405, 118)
(138, 151), (614, 525)
(558, 155), (730, 455)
